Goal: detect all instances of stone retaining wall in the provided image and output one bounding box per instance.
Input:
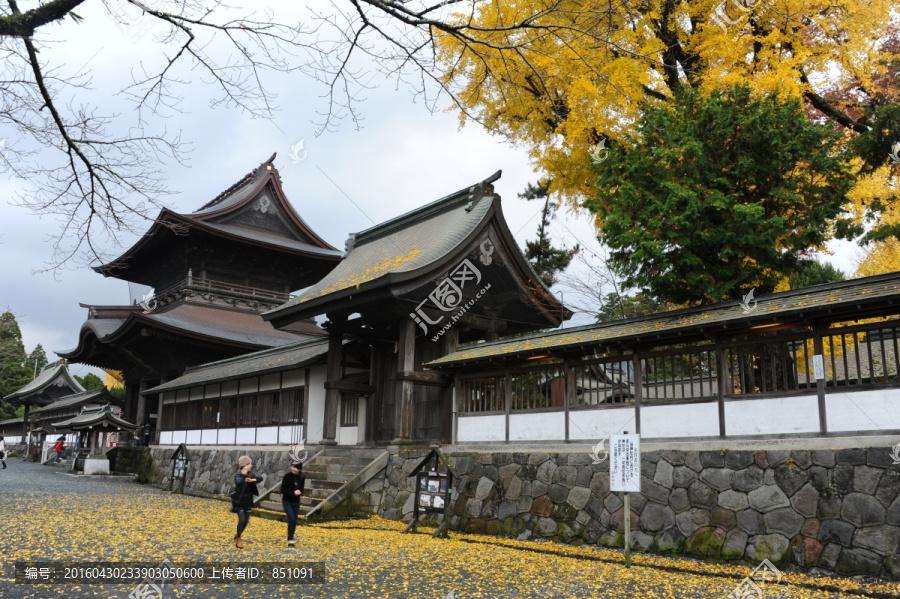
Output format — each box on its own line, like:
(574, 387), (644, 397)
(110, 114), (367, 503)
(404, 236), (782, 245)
(369, 447), (900, 580)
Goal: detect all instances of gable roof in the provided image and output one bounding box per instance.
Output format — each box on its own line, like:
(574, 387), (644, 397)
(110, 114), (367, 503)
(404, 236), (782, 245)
(3, 361), (85, 402)
(94, 155), (341, 285)
(29, 388), (122, 417)
(263, 171), (567, 329)
(52, 404), (138, 431)
(427, 271), (900, 368)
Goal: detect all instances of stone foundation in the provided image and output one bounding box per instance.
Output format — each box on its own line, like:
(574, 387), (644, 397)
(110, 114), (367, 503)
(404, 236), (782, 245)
(111, 444), (900, 580)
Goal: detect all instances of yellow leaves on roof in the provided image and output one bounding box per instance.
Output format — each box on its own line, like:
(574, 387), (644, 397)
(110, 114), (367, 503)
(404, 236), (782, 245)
(300, 248), (423, 302)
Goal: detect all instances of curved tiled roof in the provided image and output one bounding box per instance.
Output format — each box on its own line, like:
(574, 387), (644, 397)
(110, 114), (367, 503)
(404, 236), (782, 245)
(428, 272), (900, 368)
(146, 337), (330, 393)
(3, 362), (85, 401)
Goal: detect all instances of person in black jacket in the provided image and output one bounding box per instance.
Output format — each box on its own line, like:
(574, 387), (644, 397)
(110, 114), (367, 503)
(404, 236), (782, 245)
(232, 455), (259, 549)
(281, 460), (305, 546)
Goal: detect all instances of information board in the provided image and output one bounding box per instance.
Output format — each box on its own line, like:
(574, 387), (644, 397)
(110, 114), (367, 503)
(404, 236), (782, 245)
(610, 434), (641, 493)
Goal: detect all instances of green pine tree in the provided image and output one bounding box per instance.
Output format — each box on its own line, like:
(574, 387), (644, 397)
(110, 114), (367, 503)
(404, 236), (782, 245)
(520, 181), (579, 288)
(0, 311), (33, 419)
(74, 373), (105, 391)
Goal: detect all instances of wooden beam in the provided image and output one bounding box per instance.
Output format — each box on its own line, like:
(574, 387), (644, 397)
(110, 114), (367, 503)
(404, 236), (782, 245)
(396, 371), (451, 386)
(324, 381), (377, 394)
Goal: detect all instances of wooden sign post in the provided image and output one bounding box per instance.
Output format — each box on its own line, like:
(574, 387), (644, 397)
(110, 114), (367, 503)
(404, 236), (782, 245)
(610, 434), (641, 568)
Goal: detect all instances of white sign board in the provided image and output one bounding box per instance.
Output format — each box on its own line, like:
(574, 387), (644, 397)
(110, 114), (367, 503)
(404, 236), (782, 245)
(610, 434), (641, 493)
(813, 355), (825, 381)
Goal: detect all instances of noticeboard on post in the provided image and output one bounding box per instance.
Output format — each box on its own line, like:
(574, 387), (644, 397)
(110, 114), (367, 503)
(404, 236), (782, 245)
(609, 434), (641, 493)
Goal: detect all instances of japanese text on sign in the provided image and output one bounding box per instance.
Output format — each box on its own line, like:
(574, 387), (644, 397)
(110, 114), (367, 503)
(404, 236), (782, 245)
(609, 434), (641, 493)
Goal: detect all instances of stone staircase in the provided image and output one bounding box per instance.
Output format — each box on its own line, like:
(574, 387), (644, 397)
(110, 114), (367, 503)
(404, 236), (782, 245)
(258, 448), (387, 520)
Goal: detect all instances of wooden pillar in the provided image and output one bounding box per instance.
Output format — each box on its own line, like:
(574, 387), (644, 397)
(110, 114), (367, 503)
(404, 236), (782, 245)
(322, 326), (344, 445)
(135, 380), (147, 427)
(632, 352), (642, 434)
(813, 323), (828, 433)
(716, 342), (727, 438)
(393, 318), (416, 443)
(439, 329), (459, 444)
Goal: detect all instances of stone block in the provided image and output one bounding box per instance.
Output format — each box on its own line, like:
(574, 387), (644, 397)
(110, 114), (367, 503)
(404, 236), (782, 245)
(748, 485), (791, 513)
(531, 495), (553, 517)
(789, 451), (812, 470)
(876, 470), (900, 508)
(656, 528), (685, 554)
(700, 468), (733, 492)
(536, 460), (557, 484)
(711, 507), (736, 531)
(754, 451), (768, 469)
(867, 447), (897, 469)
(576, 510), (591, 526)
(498, 463), (521, 482)
(585, 519), (604, 542)
(723, 529), (749, 560)
(610, 506), (639, 532)
(532, 480), (548, 498)
(745, 533), (790, 565)
(673, 466), (698, 488)
(640, 503), (675, 533)
(842, 493), (886, 527)
(685, 527), (725, 559)
(529, 453), (549, 466)
(766, 451), (790, 467)
(644, 451), (660, 464)
(688, 482), (718, 509)
(492, 452), (514, 467)
(719, 490), (750, 512)
(629, 493), (648, 515)
(854, 466), (884, 495)
(475, 477), (495, 501)
(853, 525), (900, 555)
(575, 465), (592, 488)
(585, 496), (604, 520)
(568, 453), (592, 466)
(764, 507), (805, 537)
(658, 450), (685, 466)
(774, 464), (807, 497)
(684, 452), (703, 472)
(567, 486), (592, 511)
(484, 465), (499, 482)
(535, 517), (558, 537)
(669, 488), (690, 513)
(589, 471), (610, 497)
(789, 535), (824, 568)
(732, 466), (764, 493)
(505, 476), (523, 501)
(642, 478), (671, 505)
(835, 547), (883, 576)
(549, 484), (569, 503)
(631, 531), (655, 552)
(604, 493), (623, 513)
(551, 502), (578, 522)
(818, 520), (855, 547)
(641, 459), (657, 479)
(517, 493), (532, 514)
(817, 494), (842, 520)
(889, 496), (900, 526)
(818, 542), (841, 570)
(552, 465), (578, 488)
(676, 508), (710, 536)
(831, 465), (854, 495)
(498, 500), (518, 520)
(790, 484), (818, 518)
(836, 448), (867, 466)
(736, 509), (765, 535)
(811, 450), (836, 468)
(801, 518), (819, 538)
(724, 451), (755, 470)
(699, 451), (725, 468)
(654, 459), (674, 489)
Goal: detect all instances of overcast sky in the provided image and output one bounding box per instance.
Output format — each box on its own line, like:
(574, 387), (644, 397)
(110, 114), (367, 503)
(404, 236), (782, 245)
(0, 2), (864, 380)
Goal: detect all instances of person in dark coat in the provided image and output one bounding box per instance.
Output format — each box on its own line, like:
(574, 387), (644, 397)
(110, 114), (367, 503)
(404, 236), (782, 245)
(280, 460), (305, 546)
(232, 455), (259, 549)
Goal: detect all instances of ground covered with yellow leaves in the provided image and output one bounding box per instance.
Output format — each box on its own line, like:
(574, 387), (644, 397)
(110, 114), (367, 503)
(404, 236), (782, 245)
(1, 458), (897, 599)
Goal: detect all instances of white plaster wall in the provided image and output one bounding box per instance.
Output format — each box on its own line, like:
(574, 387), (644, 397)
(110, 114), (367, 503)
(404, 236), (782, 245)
(189, 387), (204, 401)
(259, 374), (281, 392)
(283, 369), (305, 388)
(176, 389), (189, 402)
(458, 414), (505, 442)
(725, 395), (820, 435)
(568, 407), (636, 441)
(218, 428), (236, 444)
(338, 425), (359, 445)
(200, 429), (217, 445)
(186, 430), (201, 444)
(235, 428), (255, 444)
(826, 388), (900, 432)
(159, 431), (173, 444)
(306, 365), (327, 443)
(239, 377), (259, 395)
(256, 426), (278, 444)
(163, 391), (176, 404)
(171, 430), (187, 444)
(358, 398), (367, 444)
(204, 384), (221, 398)
(642, 402), (720, 438)
(510, 412), (565, 441)
(221, 381), (238, 397)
